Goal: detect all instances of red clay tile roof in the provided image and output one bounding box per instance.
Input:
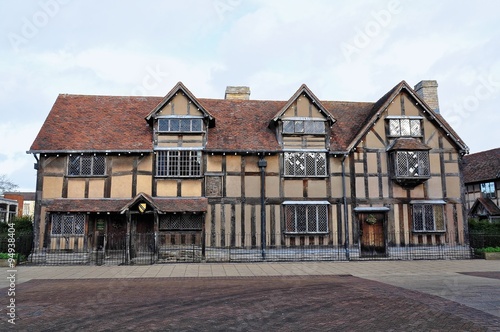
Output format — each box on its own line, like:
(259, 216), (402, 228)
(30, 95), (161, 153)
(46, 199), (130, 212)
(462, 148), (500, 184)
(202, 99), (284, 152)
(470, 197), (500, 216)
(325, 101), (375, 152)
(387, 138), (431, 151)
(46, 197), (208, 213)
(29, 81), (468, 154)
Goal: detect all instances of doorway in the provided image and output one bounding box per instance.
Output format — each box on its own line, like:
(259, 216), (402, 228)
(130, 214), (155, 262)
(359, 212), (386, 257)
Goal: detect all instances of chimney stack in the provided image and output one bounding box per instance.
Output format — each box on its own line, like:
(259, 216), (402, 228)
(225, 86), (250, 100)
(414, 80), (439, 113)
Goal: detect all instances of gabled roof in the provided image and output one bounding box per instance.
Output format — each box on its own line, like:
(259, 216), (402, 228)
(470, 197), (500, 217)
(462, 148), (500, 184)
(144, 81), (214, 125)
(29, 80), (468, 155)
(120, 192), (158, 213)
(346, 80), (468, 154)
(272, 84), (335, 123)
(120, 193), (208, 214)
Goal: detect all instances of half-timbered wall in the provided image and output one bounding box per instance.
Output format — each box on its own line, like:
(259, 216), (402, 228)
(351, 91), (466, 246)
(153, 93), (205, 197)
(465, 179), (500, 210)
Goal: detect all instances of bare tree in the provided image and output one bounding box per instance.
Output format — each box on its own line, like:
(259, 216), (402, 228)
(0, 174), (18, 195)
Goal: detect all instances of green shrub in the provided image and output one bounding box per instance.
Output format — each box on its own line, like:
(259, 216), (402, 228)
(0, 215), (33, 235)
(0, 216), (34, 258)
(469, 219), (500, 233)
(0, 252), (25, 261)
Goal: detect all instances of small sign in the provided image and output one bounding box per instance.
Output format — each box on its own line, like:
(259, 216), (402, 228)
(96, 220), (105, 231)
(138, 203), (147, 213)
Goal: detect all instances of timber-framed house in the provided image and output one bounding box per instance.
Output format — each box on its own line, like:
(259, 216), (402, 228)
(28, 80), (470, 262)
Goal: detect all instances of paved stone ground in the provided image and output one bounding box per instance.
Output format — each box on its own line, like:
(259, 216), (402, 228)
(2, 275), (500, 331)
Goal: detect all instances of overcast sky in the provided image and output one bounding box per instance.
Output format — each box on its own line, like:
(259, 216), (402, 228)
(1, 0), (500, 192)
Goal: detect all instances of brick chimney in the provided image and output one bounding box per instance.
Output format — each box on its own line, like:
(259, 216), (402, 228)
(414, 80), (439, 113)
(225, 86), (250, 100)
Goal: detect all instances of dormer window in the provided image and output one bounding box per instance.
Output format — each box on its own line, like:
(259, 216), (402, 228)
(282, 119), (325, 134)
(387, 116), (422, 137)
(158, 117), (203, 133)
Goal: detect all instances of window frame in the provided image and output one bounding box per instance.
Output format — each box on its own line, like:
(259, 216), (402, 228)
(51, 214), (85, 236)
(387, 116), (423, 138)
(283, 151), (328, 177)
(283, 202), (329, 235)
(411, 202), (446, 233)
(480, 182), (496, 199)
(156, 150), (202, 178)
(67, 155), (106, 177)
(157, 117), (204, 133)
(393, 150), (430, 179)
(282, 119), (326, 135)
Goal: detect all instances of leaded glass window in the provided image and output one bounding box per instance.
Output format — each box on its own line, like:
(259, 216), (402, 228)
(284, 152), (327, 177)
(284, 203), (329, 234)
(394, 151), (430, 178)
(68, 155), (106, 176)
(282, 120), (325, 134)
(389, 118), (422, 137)
(51, 214), (85, 235)
(156, 150), (202, 177)
(158, 118), (203, 132)
(413, 204), (445, 232)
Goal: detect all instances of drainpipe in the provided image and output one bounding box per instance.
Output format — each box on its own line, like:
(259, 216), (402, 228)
(341, 154), (350, 260)
(258, 155), (267, 260)
(32, 153), (41, 251)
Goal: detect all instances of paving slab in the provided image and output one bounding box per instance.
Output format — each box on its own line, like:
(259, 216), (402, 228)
(1, 260), (500, 329)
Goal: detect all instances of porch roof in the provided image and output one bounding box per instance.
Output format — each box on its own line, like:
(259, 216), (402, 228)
(470, 197), (500, 217)
(46, 199), (130, 213)
(45, 197), (208, 214)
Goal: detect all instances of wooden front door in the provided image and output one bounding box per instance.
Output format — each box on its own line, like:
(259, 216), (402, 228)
(359, 213), (386, 257)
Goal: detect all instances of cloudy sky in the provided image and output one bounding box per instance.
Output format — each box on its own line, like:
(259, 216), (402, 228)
(1, 0), (500, 191)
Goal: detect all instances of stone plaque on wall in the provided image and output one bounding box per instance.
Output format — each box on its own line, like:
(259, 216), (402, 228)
(206, 176), (222, 197)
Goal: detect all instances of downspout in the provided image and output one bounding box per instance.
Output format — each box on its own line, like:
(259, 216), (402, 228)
(341, 154), (350, 260)
(258, 155), (267, 260)
(32, 153), (41, 251)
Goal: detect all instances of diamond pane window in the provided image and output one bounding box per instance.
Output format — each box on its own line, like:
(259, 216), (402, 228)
(395, 151), (430, 178)
(284, 152), (327, 177)
(388, 118), (422, 137)
(156, 150), (202, 177)
(412, 204), (445, 232)
(159, 214), (202, 230)
(51, 214), (85, 235)
(284, 203), (329, 234)
(68, 155), (106, 176)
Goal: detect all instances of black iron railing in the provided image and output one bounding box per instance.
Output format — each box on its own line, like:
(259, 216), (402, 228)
(4, 231), (498, 265)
